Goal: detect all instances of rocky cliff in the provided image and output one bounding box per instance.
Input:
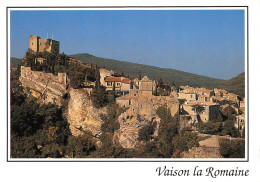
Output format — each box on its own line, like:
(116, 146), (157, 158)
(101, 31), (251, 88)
(67, 89), (106, 137)
(19, 66), (68, 105)
(114, 105), (161, 149)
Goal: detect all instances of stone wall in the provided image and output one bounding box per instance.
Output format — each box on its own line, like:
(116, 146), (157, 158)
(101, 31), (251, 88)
(67, 89), (106, 137)
(19, 66), (68, 105)
(29, 35), (39, 52)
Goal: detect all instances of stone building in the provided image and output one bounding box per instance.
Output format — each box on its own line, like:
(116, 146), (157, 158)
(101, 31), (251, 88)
(104, 76), (131, 91)
(29, 35), (60, 54)
(182, 101), (220, 123)
(99, 68), (114, 86)
(115, 75), (179, 148)
(178, 92), (197, 103)
(235, 114), (245, 136)
(129, 75), (156, 96)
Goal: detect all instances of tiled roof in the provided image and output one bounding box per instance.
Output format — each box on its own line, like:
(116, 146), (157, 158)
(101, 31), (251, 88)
(122, 78), (131, 84)
(104, 77), (123, 82)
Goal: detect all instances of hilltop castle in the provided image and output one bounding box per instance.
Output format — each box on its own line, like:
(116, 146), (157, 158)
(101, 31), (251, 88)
(29, 35), (60, 54)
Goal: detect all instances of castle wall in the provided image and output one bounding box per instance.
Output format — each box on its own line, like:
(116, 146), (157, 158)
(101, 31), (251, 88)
(38, 39), (52, 53)
(28, 35), (60, 54)
(19, 66), (68, 105)
(29, 35), (39, 52)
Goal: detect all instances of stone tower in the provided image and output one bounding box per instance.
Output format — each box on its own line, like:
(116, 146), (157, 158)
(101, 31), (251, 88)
(29, 35), (60, 54)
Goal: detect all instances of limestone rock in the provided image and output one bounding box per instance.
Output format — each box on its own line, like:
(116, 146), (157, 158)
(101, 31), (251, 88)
(67, 88), (106, 137)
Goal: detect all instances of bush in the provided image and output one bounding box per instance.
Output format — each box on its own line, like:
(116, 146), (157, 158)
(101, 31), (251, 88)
(221, 120), (239, 137)
(91, 85), (108, 108)
(138, 124), (155, 141)
(196, 121), (223, 135)
(219, 138), (245, 158)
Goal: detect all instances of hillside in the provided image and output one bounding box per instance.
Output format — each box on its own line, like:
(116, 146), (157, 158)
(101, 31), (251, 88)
(11, 54), (244, 98)
(70, 53), (224, 89)
(11, 57), (22, 68)
(219, 72), (245, 98)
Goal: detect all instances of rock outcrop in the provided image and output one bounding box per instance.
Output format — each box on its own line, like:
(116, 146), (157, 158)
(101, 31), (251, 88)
(114, 105), (161, 149)
(19, 66), (68, 105)
(67, 89), (106, 137)
(181, 146), (222, 158)
(181, 134), (223, 158)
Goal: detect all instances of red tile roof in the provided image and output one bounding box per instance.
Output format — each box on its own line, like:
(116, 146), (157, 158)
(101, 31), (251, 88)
(122, 78), (131, 84)
(104, 77), (131, 83)
(104, 77), (123, 82)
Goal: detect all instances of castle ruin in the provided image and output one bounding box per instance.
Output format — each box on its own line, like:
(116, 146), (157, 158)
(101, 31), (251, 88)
(29, 35), (60, 54)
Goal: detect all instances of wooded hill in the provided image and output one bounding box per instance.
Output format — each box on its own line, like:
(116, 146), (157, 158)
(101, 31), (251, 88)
(11, 54), (245, 98)
(219, 72), (245, 98)
(11, 57), (22, 68)
(70, 53), (224, 89)
(70, 53), (245, 97)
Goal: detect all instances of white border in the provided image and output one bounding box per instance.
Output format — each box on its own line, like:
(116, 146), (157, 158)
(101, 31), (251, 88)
(7, 6), (248, 162)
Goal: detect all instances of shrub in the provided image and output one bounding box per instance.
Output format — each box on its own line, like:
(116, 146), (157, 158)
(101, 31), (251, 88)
(219, 138), (245, 158)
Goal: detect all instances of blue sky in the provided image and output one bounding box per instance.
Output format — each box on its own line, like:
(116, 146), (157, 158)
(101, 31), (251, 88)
(10, 10), (245, 80)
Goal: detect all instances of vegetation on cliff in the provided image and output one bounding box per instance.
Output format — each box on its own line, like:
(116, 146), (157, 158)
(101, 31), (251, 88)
(21, 51), (97, 89)
(133, 106), (205, 158)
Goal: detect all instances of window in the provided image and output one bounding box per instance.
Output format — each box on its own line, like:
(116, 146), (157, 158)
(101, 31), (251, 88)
(117, 82), (120, 86)
(40, 42), (44, 45)
(130, 82), (133, 89)
(129, 99), (132, 105)
(107, 82), (112, 86)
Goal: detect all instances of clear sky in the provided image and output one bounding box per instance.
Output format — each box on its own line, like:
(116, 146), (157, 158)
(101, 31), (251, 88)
(10, 10), (245, 80)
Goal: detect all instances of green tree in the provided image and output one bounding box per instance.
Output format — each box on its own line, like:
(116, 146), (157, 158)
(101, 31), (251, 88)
(191, 104), (205, 123)
(138, 124), (155, 142)
(156, 106), (179, 157)
(221, 120), (239, 137)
